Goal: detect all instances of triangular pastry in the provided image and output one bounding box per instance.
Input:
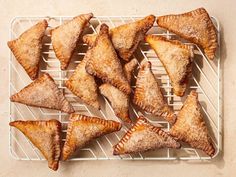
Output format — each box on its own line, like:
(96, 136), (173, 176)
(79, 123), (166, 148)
(85, 24), (131, 94)
(113, 116), (180, 155)
(65, 49), (99, 109)
(170, 90), (215, 156)
(62, 114), (121, 160)
(146, 35), (193, 96)
(10, 73), (74, 113)
(10, 120), (62, 171)
(51, 13), (93, 70)
(83, 15), (155, 61)
(133, 61), (176, 124)
(99, 59), (138, 123)
(124, 58), (139, 83)
(8, 20), (48, 80)
(157, 8), (217, 60)
(99, 83), (130, 123)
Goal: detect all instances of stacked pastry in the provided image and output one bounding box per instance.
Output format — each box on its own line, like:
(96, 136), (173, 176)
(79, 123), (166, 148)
(8, 8), (218, 171)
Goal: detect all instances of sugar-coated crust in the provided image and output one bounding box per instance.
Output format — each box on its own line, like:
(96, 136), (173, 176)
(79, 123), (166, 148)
(83, 15), (155, 61)
(146, 35), (193, 96)
(10, 73), (74, 113)
(98, 58), (138, 123)
(99, 83), (131, 123)
(170, 90), (215, 157)
(65, 49), (100, 109)
(124, 58), (138, 83)
(62, 114), (121, 160)
(133, 61), (176, 124)
(8, 20), (48, 80)
(111, 14), (155, 61)
(85, 24), (131, 94)
(51, 13), (93, 70)
(69, 114), (122, 129)
(113, 116), (180, 155)
(10, 119), (62, 171)
(157, 8), (217, 60)
(146, 35), (194, 51)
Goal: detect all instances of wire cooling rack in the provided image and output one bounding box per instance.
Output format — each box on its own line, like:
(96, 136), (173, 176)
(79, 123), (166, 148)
(9, 15), (221, 161)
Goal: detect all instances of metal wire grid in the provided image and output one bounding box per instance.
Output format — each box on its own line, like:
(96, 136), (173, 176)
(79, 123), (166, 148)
(9, 15), (221, 161)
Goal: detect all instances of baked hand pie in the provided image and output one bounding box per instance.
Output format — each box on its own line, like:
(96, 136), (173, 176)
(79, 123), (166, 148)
(51, 13), (93, 70)
(146, 35), (193, 96)
(170, 90), (215, 157)
(62, 114), (121, 160)
(124, 58), (139, 83)
(83, 15), (155, 61)
(85, 24), (131, 94)
(157, 8), (217, 60)
(8, 20), (48, 80)
(133, 61), (176, 124)
(65, 49), (99, 109)
(10, 120), (62, 171)
(10, 73), (74, 113)
(99, 83), (130, 123)
(113, 116), (180, 155)
(99, 59), (138, 123)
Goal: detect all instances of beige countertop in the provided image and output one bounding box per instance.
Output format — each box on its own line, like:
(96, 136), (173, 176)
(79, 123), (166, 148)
(0, 0), (235, 176)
